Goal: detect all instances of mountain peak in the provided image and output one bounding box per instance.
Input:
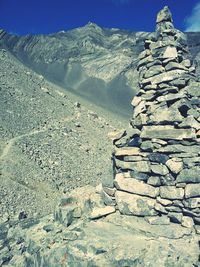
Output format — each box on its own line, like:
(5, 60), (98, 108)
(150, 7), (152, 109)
(87, 21), (97, 26)
(85, 22), (102, 31)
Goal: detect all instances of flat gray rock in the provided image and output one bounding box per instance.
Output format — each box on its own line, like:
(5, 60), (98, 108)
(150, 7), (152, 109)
(114, 175), (159, 198)
(115, 191), (157, 216)
(185, 184), (200, 198)
(160, 186), (184, 200)
(176, 167), (200, 183)
(141, 125), (196, 140)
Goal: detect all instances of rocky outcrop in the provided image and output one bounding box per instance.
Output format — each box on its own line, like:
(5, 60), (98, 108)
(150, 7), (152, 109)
(1, 185), (199, 267)
(103, 6), (200, 228)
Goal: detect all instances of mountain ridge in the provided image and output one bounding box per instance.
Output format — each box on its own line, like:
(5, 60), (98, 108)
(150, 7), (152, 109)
(1, 24), (200, 117)
(0, 26), (152, 117)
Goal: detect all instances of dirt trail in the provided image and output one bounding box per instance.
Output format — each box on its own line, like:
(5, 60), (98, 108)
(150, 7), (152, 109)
(0, 128), (48, 162)
(0, 112), (78, 162)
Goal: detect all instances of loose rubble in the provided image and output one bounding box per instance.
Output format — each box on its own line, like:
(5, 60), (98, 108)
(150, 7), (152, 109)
(0, 42), (125, 221)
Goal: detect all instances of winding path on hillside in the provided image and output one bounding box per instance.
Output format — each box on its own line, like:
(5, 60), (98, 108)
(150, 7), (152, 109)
(0, 129), (48, 162)
(0, 111), (80, 162)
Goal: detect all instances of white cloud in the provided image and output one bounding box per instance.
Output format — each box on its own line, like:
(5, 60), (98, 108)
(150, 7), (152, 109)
(185, 2), (200, 32)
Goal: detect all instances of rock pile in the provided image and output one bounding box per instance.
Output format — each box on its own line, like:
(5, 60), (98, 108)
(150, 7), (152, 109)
(102, 6), (200, 228)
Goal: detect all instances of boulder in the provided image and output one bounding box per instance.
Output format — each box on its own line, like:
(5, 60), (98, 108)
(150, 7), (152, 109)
(144, 65), (164, 78)
(138, 55), (154, 69)
(90, 206), (116, 220)
(148, 153), (169, 164)
(156, 144), (199, 154)
(156, 6), (173, 23)
(181, 216), (194, 228)
(131, 96), (142, 107)
(141, 90), (156, 101)
(176, 167), (200, 183)
(129, 170), (149, 181)
(186, 82), (200, 97)
(141, 69), (185, 85)
(154, 202), (168, 214)
(114, 175), (159, 198)
(139, 49), (151, 60)
(124, 155), (144, 162)
(160, 186), (184, 200)
(156, 90), (186, 102)
(103, 186), (116, 197)
(134, 100), (146, 117)
(147, 176), (161, 186)
(115, 159), (151, 173)
(185, 184), (200, 198)
(54, 197), (81, 227)
(178, 116), (200, 130)
(115, 191), (157, 216)
(101, 190), (116, 206)
(133, 113), (148, 127)
(108, 129), (126, 142)
(151, 164), (169, 175)
(182, 59), (191, 68)
(115, 147), (141, 157)
(151, 106), (183, 123)
(165, 158), (183, 174)
(140, 125), (196, 140)
(165, 205), (182, 213)
(157, 196), (173, 206)
(140, 140), (154, 151)
(165, 62), (186, 71)
(184, 198), (200, 209)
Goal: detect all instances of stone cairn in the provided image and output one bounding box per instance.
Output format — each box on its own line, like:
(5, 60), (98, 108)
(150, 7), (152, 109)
(103, 6), (200, 227)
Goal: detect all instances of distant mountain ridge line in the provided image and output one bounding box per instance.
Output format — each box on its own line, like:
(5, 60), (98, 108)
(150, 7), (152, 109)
(1, 24), (200, 117)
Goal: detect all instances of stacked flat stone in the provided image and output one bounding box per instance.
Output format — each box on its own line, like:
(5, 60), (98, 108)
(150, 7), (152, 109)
(102, 6), (200, 228)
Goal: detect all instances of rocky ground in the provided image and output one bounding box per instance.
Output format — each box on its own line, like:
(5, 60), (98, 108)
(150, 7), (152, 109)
(1, 185), (199, 266)
(0, 47), (127, 221)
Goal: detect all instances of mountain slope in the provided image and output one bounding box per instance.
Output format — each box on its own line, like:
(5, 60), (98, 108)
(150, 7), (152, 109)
(1, 25), (200, 118)
(0, 25), (152, 117)
(0, 47), (126, 220)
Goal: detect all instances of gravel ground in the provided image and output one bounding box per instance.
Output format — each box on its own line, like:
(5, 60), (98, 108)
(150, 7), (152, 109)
(0, 48), (127, 220)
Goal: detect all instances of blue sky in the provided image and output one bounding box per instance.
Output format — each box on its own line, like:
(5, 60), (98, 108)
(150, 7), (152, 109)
(0, 0), (200, 35)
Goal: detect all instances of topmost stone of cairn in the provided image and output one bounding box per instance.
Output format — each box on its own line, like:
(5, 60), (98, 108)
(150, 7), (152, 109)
(156, 6), (175, 33)
(156, 6), (173, 24)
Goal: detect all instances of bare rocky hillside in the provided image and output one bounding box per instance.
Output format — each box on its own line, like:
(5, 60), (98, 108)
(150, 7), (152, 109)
(1, 25), (200, 117)
(0, 47), (127, 220)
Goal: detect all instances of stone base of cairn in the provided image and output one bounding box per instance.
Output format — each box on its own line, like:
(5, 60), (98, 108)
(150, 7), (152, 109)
(103, 6), (200, 228)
